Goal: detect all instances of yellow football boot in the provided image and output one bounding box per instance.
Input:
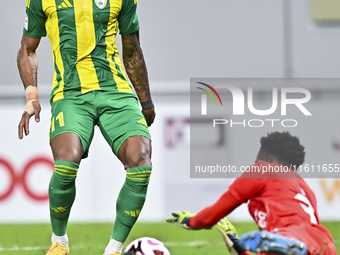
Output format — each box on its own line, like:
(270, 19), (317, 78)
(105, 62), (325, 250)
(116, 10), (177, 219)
(46, 242), (69, 255)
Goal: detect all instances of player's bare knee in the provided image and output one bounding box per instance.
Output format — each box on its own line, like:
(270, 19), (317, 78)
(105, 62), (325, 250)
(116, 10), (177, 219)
(53, 147), (82, 164)
(125, 150), (151, 169)
(51, 133), (84, 164)
(119, 136), (152, 169)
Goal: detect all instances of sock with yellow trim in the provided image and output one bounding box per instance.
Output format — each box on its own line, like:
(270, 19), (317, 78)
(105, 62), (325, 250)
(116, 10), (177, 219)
(111, 165), (152, 242)
(49, 160), (79, 236)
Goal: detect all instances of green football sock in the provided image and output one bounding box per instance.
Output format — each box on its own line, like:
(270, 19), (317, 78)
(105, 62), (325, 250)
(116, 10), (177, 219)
(49, 160), (79, 236)
(111, 165), (152, 242)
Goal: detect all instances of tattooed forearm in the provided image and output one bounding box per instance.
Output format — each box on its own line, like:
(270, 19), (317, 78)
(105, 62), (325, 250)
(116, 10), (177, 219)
(30, 58), (38, 87)
(32, 65), (37, 86)
(122, 32), (151, 105)
(17, 35), (40, 89)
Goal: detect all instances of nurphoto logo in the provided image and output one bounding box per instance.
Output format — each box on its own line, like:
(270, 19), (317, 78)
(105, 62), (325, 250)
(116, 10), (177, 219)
(196, 82), (223, 115)
(196, 82), (312, 128)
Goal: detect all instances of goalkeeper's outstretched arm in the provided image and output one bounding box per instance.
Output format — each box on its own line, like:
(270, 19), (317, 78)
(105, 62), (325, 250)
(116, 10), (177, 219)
(166, 213), (251, 255)
(165, 211), (196, 229)
(189, 190), (241, 229)
(165, 190), (252, 255)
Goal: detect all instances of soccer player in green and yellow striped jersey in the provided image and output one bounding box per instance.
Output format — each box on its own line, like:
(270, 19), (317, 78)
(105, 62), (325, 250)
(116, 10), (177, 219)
(17, 0), (155, 254)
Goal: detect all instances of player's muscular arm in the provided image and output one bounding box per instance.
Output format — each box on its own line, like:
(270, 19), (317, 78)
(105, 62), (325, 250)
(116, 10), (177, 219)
(17, 34), (42, 139)
(17, 35), (40, 89)
(122, 31), (155, 126)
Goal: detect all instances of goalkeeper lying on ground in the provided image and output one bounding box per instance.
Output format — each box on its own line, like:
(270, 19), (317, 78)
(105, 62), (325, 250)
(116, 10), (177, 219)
(166, 132), (336, 255)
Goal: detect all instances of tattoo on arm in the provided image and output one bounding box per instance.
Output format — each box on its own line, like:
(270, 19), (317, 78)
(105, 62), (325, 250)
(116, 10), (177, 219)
(17, 35), (40, 89)
(122, 32), (151, 104)
(30, 58), (38, 86)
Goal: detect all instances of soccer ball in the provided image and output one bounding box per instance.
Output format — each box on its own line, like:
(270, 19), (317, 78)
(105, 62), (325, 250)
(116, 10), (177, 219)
(123, 237), (170, 255)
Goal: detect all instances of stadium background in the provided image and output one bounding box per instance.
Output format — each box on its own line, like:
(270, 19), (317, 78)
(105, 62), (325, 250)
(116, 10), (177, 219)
(0, 0), (340, 249)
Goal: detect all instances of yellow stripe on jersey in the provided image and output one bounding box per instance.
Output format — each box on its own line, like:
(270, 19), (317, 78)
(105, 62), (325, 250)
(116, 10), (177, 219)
(106, 0), (133, 93)
(26, 0), (31, 8)
(113, 52), (133, 93)
(105, 0), (118, 82)
(105, 0), (122, 90)
(43, 0), (65, 102)
(74, 0), (100, 94)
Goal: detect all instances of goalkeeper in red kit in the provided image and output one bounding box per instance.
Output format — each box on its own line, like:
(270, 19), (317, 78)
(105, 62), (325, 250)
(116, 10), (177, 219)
(166, 132), (336, 255)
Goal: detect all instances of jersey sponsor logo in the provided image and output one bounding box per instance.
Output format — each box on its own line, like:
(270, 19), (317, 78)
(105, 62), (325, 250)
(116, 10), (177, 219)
(24, 13), (28, 31)
(95, 0), (107, 9)
(58, 0), (73, 9)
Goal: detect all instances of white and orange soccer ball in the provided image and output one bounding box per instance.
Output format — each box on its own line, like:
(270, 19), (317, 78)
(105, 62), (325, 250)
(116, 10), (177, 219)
(123, 237), (170, 255)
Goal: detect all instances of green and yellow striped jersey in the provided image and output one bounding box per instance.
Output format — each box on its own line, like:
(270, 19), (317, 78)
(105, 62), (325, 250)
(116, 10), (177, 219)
(24, 0), (139, 102)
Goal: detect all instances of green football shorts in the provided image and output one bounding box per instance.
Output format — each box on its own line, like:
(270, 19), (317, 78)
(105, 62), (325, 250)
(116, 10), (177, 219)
(49, 90), (151, 158)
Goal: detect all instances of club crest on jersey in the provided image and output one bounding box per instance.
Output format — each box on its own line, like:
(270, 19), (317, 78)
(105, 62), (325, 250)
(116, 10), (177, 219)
(95, 0), (107, 9)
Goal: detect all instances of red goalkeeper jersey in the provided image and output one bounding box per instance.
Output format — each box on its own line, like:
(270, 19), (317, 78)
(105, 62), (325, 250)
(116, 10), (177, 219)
(190, 160), (336, 255)
(229, 160), (319, 231)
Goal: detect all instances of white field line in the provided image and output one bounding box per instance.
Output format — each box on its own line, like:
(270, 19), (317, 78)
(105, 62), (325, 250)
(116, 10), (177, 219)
(165, 240), (224, 246)
(0, 241), (225, 252)
(0, 245), (85, 252)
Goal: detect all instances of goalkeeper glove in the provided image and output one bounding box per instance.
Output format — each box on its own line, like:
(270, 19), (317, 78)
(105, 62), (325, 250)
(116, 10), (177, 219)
(215, 217), (245, 255)
(165, 211), (196, 230)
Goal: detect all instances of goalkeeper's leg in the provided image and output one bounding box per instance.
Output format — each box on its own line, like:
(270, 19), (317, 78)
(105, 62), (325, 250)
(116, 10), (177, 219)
(215, 218), (251, 255)
(239, 231), (308, 255)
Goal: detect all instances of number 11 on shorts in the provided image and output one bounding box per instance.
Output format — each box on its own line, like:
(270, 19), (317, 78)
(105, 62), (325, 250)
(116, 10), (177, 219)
(51, 112), (65, 132)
